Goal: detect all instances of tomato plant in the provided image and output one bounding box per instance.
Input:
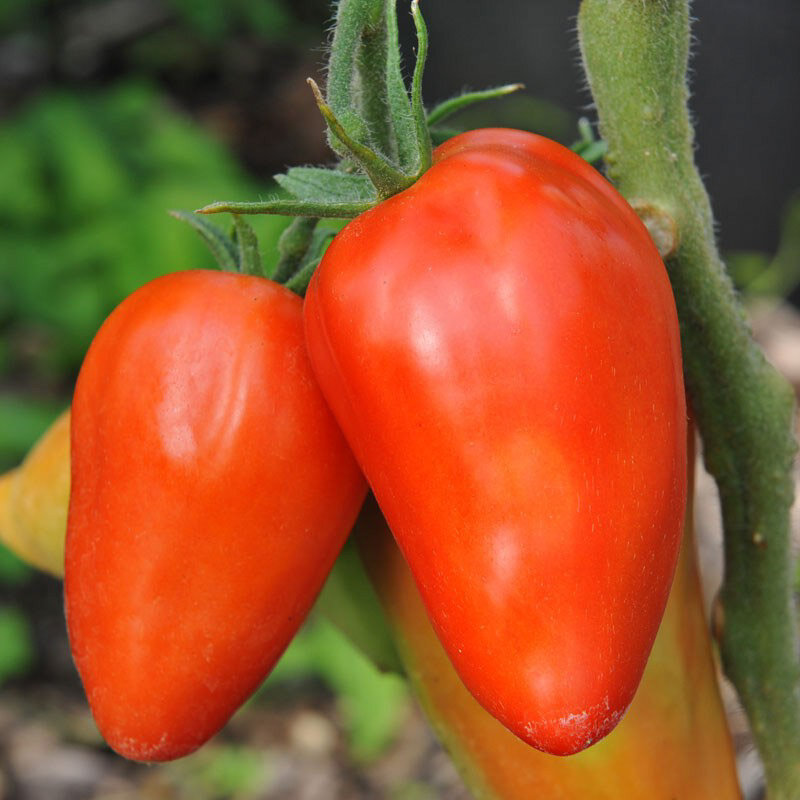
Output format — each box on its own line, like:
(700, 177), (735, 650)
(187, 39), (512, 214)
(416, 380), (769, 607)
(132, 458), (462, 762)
(65, 270), (367, 762)
(304, 128), (687, 755)
(6, 0), (789, 793)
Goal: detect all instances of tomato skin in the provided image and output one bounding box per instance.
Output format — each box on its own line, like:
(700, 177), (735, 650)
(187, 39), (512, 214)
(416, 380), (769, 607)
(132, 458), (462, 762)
(66, 270), (367, 762)
(355, 459), (740, 799)
(304, 129), (687, 755)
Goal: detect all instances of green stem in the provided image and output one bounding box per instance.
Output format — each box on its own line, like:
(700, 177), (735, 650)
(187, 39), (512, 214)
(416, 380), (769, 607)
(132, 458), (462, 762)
(409, 0), (432, 176)
(272, 217), (318, 283)
(577, 2), (800, 797)
(382, 0), (417, 171)
(324, 0), (420, 173)
(321, 0), (433, 192)
(196, 197), (373, 218)
(325, 0), (383, 155)
(356, 10), (394, 159)
(308, 78), (415, 198)
(426, 84), (524, 127)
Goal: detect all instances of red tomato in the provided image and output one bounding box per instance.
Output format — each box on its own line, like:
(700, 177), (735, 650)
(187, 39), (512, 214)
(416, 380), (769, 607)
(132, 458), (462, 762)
(304, 128), (687, 755)
(66, 270), (367, 762)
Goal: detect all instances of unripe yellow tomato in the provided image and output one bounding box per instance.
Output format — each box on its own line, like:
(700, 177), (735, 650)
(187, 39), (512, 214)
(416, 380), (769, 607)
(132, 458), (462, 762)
(0, 410), (70, 577)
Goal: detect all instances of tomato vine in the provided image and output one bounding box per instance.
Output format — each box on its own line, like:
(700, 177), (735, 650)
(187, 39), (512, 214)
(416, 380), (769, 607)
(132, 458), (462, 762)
(579, 2), (800, 796)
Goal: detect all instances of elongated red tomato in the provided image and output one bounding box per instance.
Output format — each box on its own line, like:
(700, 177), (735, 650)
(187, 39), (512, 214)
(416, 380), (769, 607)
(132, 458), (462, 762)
(66, 270), (367, 762)
(304, 129), (687, 755)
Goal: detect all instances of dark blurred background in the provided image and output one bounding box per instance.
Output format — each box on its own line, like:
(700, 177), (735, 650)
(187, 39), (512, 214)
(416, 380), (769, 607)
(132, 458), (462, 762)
(414, 0), (800, 256)
(0, 2), (797, 798)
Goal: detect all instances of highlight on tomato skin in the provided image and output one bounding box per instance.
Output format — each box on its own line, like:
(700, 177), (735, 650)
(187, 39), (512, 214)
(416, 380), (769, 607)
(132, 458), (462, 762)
(354, 478), (741, 800)
(65, 270), (368, 762)
(303, 128), (687, 755)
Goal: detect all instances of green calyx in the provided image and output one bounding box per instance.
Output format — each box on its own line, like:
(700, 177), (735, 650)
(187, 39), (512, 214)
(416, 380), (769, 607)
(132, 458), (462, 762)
(176, 0), (524, 293)
(195, 0), (432, 222)
(194, 1), (525, 223)
(312, 0), (432, 200)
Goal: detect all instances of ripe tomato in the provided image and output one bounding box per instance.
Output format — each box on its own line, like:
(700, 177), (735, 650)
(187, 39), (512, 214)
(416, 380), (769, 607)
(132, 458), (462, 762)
(66, 270), (367, 762)
(355, 470), (740, 798)
(304, 129), (687, 755)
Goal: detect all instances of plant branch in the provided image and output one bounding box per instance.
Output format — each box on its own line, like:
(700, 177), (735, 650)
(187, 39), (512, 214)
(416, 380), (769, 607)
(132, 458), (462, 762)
(577, 2), (800, 796)
(325, 0), (383, 156)
(408, 0), (432, 176)
(426, 84), (524, 127)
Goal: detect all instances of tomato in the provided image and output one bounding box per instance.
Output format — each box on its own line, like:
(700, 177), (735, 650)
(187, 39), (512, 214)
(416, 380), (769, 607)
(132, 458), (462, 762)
(355, 449), (740, 798)
(66, 270), (367, 762)
(0, 409), (70, 577)
(303, 128), (687, 755)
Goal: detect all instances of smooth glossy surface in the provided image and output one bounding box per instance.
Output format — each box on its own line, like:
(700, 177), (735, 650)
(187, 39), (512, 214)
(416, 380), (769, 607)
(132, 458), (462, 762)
(355, 465), (740, 798)
(305, 129), (687, 755)
(66, 270), (367, 762)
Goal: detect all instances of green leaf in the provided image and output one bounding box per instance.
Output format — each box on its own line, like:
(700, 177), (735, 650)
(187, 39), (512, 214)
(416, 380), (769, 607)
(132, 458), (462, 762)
(272, 217), (319, 284)
(575, 139), (608, 165)
(231, 215), (263, 276)
(197, 194), (374, 220)
(426, 84), (526, 127)
(570, 115), (608, 164)
(316, 539), (403, 674)
(165, 745), (270, 798)
(169, 210), (238, 272)
(324, 0), (383, 158)
(284, 256), (323, 297)
(275, 167), (378, 205)
(283, 226), (339, 296)
(28, 93), (131, 223)
(0, 128), (48, 227)
(307, 78), (416, 200)
(314, 620), (407, 761)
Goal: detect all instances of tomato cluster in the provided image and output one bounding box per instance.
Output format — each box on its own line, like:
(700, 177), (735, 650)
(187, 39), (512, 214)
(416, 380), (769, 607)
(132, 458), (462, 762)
(66, 272), (367, 761)
(66, 129), (686, 761)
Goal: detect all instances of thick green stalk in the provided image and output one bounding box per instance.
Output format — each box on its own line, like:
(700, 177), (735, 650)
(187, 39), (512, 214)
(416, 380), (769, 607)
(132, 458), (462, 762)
(577, 2), (800, 796)
(325, 0), (425, 174)
(272, 217), (318, 283)
(347, 2), (395, 159)
(326, 0), (384, 155)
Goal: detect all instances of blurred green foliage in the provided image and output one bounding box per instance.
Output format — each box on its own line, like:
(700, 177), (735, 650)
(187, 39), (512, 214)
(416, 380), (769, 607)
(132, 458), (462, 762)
(166, 0), (302, 41)
(727, 192), (800, 299)
(0, 81), (290, 468)
(265, 616), (409, 762)
(0, 0), (322, 43)
(0, 514), (34, 688)
(0, 606), (34, 684)
(0, 394), (63, 464)
(391, 783), (441, 800)
(165, 745), (272, 800)
(0, 542), (31, 585)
